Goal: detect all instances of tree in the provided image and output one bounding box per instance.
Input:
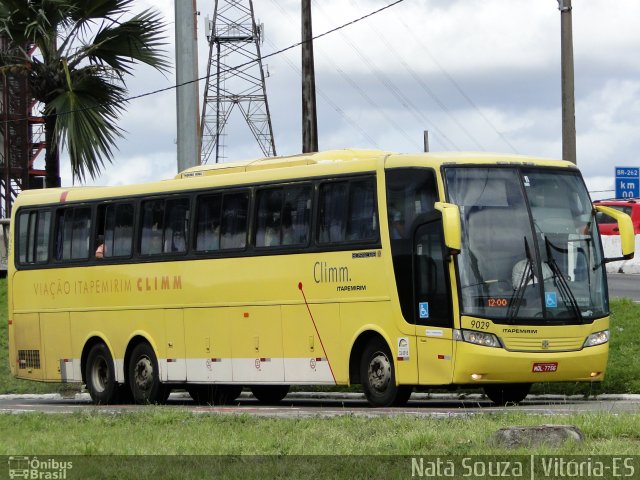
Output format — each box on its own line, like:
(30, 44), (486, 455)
(0, 0), (169, 187)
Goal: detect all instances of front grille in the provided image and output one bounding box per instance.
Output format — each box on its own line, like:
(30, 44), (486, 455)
(18, 350), (41, 369)
(501, 336), (584, 352)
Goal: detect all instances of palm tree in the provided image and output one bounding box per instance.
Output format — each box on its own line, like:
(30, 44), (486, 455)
(0, 0), (169, 187)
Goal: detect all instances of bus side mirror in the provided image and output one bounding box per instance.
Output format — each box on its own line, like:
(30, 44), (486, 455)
(595, 205), (635, 261)
(434, 202), (461, 254)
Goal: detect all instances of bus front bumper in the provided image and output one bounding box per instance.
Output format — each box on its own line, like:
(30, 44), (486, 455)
(452, 342), (609, 384)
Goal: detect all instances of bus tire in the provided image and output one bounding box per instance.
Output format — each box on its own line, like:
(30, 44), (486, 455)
(484, 383), (531, 406)
(250, 385), (290, 404)
(216, 385), (242, 404)
(392, 385), (413, 407)
(188, 385), (242, 405)
(128, 342), (167, 404)
(85, 343), (118, 405)
(115, 384), (133, 404)
(360, 338), (400, 407)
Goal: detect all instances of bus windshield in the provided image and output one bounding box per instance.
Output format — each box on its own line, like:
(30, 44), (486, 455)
(445, 166), (607, 324)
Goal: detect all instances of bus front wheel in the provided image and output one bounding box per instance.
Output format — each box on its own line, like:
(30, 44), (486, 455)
(85, 343), (118, 405)
(128, 342), (167, 404)
(360, 338), (401, 407)
(484, 383), (531, 406)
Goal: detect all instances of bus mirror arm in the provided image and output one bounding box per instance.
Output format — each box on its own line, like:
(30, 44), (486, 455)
(594, 205), (635, 261)
(434, 202), (462, 255)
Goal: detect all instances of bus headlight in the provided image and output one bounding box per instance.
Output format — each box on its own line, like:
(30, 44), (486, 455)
(583, 330), (609, 348)
(457, 329), (502, 348)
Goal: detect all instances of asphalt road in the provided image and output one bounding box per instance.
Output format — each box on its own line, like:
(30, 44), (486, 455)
(608, 273), (640, 301)
(1, 392), (639, 417)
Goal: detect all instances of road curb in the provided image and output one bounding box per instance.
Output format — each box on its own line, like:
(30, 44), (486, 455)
(2, 391), (640, 402)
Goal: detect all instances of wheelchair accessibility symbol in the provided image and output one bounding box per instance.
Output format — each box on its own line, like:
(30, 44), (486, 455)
(545, 292), (557, 308)
(419, 302), (429, 319)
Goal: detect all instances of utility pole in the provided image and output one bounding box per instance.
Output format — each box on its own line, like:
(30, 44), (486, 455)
(423, 130), (429, 153)
(558, 0), (576, 164)
(175, 0), (200, 172)
(301, 0), (318, 153)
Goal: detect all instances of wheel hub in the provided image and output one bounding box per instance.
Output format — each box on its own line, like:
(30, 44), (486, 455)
(134, 356), (153, 391)
(90, 357), (108, 393)
(368, 352), (391, 392)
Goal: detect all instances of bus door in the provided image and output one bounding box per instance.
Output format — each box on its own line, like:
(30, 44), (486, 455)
(414, 220), (454, 385)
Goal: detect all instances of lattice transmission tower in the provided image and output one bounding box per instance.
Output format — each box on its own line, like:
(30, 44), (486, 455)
(200, 0), (276, 164)
(0, 38), (46, 218)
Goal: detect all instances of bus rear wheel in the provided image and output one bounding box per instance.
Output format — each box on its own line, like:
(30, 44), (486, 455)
(484, 383), (532, 406)
(250, 385), (290, 404)
(360, 338), (401, 407)
(188, 385), (243, 405)
(85, 343), (118, 405)
(128, 342), (167, 404)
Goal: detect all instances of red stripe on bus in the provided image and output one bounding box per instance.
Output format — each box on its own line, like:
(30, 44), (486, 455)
(298, 282), (337, 383)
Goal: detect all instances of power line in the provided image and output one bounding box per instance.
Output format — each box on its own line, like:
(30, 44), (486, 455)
(1, 0), (407, 127)
(394, 16), (519, 153)
(349, 0), (486, 152)
(313, 1), (459, 151)
(266, 0), (417, 149)
(264, 38), (381, 148)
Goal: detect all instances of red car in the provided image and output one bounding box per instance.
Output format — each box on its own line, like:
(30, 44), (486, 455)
(594, 198), (640, 235)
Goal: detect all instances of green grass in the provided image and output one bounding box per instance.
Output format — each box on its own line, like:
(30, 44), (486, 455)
(603, 298), (640, 393)
(1, 410), (639, 455)
(2, 277), (640, 395)
(4, 412), (639, 479)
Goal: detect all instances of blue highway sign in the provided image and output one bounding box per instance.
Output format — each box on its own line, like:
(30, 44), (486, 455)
(615, 166), (639, 198)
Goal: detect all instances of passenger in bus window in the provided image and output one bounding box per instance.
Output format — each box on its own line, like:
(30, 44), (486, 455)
(282, 205), (294, 245)
(198, 225), (220, 251)
(389, 208), (405, 240)
(170, 230), (186, 252)
(95, 235), (105, 259)
(264, 212), (281, 247)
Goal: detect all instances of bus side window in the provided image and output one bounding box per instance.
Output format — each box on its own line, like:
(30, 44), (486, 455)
(102, 203), (134, 258)
(17, 210), (51, 264)
(318, 177), (378, 245)
(284, 186), (311, 246)
(220, 192), (249, 250)
(256, 189), (283, 247)
(347, 179), (377, 241)
(140, 200), (164, 255)
(55, 207), (91, 261)
(255, 185), (311, 248)
(163, 198), (190, 254)
(195, 194), (222, 252)
(318, 182), (348, 243)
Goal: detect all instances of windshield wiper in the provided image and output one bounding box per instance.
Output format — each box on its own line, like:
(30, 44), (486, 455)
(507, 237), (533, 324)
(544, 235), (583, 323)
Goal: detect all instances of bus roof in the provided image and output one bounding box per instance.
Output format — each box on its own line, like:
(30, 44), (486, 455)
(176, 149), (576, 178)
(174, 149), (392, 178)
(12, 149), (576, 209)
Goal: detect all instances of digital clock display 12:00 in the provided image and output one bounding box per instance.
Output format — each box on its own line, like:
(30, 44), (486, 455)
(487, 297), (510, 307)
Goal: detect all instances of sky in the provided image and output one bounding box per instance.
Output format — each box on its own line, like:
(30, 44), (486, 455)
(57, 0), (640, 200)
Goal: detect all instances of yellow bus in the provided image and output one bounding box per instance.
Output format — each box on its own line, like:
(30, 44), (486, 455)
(7, 149), (635, 406)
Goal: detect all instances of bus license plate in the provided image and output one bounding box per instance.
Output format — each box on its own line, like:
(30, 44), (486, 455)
(532, 362), (558, 373)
